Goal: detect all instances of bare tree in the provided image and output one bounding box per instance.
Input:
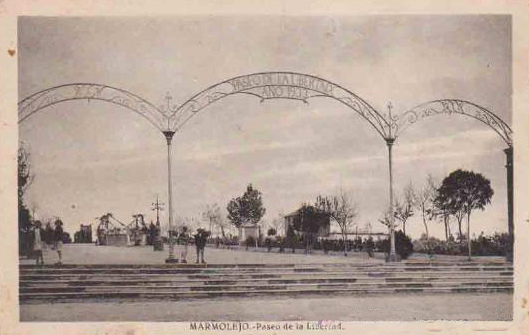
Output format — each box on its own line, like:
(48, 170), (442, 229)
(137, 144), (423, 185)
(394, 182), (415, 236)
(268, 213), (285, 236)
(202, 203), (223, 236)
(378, 206), (397, 230)
(413, 174), (437, 240)
(316, 188), (358, 256)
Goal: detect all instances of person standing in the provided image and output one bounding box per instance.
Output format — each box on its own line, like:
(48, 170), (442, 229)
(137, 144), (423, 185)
(54, 218), (64, 265)
(365, 237), (375, 258)
(178, 226), (190, 263)
(33, 221), (45, 266)
(194, 229), (209, 264)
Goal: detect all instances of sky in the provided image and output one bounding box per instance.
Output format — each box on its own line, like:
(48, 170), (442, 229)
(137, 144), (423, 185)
(18, 15), (512, 239)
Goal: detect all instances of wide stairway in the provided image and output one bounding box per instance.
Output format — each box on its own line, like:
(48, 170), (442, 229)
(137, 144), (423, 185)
(19, 261), (513, 303)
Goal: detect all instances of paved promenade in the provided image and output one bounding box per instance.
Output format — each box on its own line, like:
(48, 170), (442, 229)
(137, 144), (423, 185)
(19, 243), (506, 265)
(20, 243), (386, 265)
(20, 293), (512, 321)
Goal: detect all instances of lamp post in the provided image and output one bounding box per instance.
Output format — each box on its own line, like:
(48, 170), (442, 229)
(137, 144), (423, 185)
(163, 130), (177, 263)
(386, 137), (397, 261)
(386, 103), (397, 261)
(504, 146), (513, 262)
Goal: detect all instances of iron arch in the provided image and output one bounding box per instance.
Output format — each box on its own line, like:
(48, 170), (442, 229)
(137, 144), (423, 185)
(18, 84), (167, 132)
(394, 99), (512, 147)
(168, 72), (391, 139)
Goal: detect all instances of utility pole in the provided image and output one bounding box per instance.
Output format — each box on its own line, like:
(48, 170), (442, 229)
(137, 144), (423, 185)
(151, 195), (165, 227)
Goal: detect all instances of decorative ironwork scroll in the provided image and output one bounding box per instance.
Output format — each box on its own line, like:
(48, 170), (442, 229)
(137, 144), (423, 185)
(394, 99), (512, 146)
(169, 72), (391, 139)
(18, 84), (167, 131)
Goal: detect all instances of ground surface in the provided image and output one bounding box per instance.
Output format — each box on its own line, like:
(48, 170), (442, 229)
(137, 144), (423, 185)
(20, 243), (506, 265)
(19, 244), (512, 322)
(20, 293), (513, 322)
(20, 243), (385, 265)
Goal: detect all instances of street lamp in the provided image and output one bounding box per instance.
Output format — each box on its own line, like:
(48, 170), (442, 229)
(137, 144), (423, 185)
(385, 103), (398, 261)
(159, 92), (179, 263)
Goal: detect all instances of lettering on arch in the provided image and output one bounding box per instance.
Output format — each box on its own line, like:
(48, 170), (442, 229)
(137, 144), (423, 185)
(170, 72), (390, 138)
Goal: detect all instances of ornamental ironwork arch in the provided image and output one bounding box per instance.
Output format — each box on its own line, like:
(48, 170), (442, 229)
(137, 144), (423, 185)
(393, 99), (512, 147)
(168, 72), (392, 139)
(18, 84), (168, 131)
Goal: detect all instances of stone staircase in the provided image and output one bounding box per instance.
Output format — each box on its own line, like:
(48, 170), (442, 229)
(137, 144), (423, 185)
(19, 261), (513, 303)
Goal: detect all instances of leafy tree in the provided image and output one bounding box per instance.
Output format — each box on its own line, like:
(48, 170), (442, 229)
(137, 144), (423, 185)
(18, 145), (34, 256)
(316, 189), (358, 256)
(286, 224), (297, 253)
(432, 187), (454, 241)
(227, 184), (266, 228)
(394, 183), (415, 236)
(378, 230), (414, 260)
(292, 204), (329, 254)
(436, 169), (494, 260)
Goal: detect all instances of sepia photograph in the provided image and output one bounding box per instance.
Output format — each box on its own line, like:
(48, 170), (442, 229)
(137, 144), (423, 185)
(14, 14), (516, 323)
(1, 2), (528, 334)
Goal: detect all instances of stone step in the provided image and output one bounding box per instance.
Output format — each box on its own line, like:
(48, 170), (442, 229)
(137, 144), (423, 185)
(19, 266), (514, 274)
(19, 261), (512, 269)
(20, 275), (512, 287)
(19, 270), (514, 282)
(19, 264), (513, 274)
(19, 262), (513, 303)
(19, 285), (513, 302)
(20, 280), (514, 294)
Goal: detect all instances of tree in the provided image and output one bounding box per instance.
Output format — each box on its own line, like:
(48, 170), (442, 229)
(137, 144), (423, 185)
(286, 224), (297, 253)
(18, 145), (34, 256)
(268, 213), (285, 236)
(293, 204), (329, 254)
(202, 203), (225, 237)
(379, 230), (414, 260)
(436, 169), (494, 260)
(394, 183), (415, 236)
(378, 206), (398, 232)
(413, 174), (437, 240)
(316, 189), (358, 256)
(433, 187), (454, 241)
(227, 184), (266, 228)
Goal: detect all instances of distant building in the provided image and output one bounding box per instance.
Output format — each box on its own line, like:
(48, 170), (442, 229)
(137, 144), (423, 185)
(284, 208), (387, 241)
(327, 225), (388, 241)
(74, 224), (93, 243)
(238, 223), (260, 243)
(283, 207), (330, 237)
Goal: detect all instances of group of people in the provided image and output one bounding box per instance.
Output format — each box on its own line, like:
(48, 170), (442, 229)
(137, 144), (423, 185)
(32, 218), (64, 266)
(170, 227), (210, 264)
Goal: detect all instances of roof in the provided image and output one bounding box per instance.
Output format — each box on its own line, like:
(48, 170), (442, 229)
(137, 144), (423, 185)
(283, 209), (300, 218)
(239, 223), (259, 228)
